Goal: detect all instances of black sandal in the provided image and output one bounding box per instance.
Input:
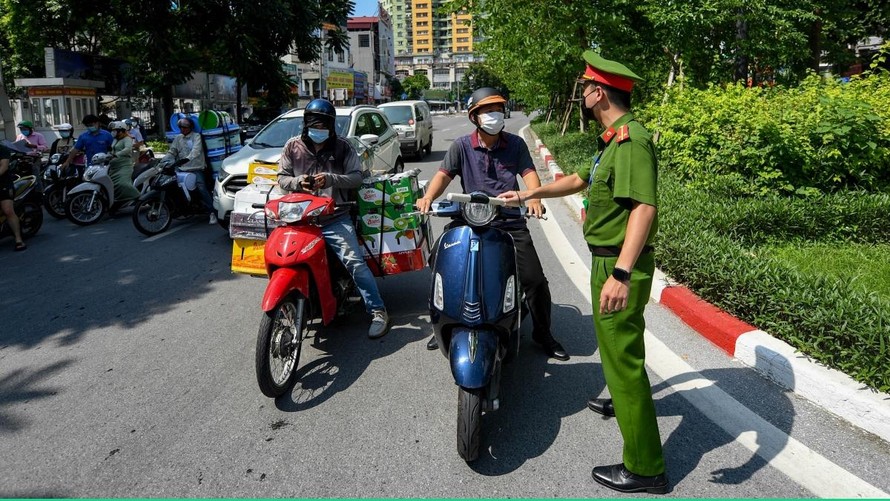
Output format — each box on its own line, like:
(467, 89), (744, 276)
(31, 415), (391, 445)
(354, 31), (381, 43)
(14, 241), (26, 251)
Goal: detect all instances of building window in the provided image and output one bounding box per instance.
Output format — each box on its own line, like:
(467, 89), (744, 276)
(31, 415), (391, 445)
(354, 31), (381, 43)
(359, 34), (370, 47)
(328, 49), (334, 61)
(457, 28), (469, 34)
(337, 50), (345, 63)
(457, 37), (469, 43)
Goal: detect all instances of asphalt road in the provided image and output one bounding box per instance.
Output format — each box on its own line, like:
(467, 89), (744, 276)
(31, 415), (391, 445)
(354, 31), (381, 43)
(1, 112), (889, 497)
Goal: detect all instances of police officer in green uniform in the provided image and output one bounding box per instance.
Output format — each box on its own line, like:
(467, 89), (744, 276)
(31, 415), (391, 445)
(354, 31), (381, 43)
(499, 51), (667, 494)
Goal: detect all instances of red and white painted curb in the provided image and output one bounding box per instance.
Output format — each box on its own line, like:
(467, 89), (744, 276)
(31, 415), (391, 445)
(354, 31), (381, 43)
(530, 129), (890, 443)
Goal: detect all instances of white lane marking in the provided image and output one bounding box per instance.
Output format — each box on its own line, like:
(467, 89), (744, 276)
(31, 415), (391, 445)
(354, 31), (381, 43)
(537, 198), (889, 499)
(441, 128), (451, 132)
(142, 221), (196, 242)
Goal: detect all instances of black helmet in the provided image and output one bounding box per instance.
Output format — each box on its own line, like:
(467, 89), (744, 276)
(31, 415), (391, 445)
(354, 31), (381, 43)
(466, 87), (507, 117)
(82, 114), (100, 125)
(303, 98), (336, 134)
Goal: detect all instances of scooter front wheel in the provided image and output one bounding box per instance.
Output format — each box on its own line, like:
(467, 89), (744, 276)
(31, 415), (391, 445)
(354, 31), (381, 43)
(457, 387), (482, 462)
(65, 192), (106, 226)
(256, 295), (308, 398)
(132, 199), (172, 236)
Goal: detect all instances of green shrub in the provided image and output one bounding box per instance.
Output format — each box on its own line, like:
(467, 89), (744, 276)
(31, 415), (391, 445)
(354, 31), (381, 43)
(638, 73), (890, 194)
(656, 174), (890, 392)
(146, 140), (169, 153)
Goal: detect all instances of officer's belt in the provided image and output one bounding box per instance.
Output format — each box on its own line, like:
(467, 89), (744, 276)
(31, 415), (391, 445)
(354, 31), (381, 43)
(588, 245), (654, 257)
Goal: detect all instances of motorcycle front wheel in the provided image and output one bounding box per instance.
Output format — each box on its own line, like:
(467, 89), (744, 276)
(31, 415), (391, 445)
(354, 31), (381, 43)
(18, 202), (43, 237)
(457, 387), (482, 462)
(43, 187), (67, 219)
(256, 295), (309, 398)
(65, 192), (106, 226)
(132, 199), (172, 236)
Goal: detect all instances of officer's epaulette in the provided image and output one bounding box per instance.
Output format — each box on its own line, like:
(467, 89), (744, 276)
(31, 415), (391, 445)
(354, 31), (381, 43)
(615, 124), (631, 143)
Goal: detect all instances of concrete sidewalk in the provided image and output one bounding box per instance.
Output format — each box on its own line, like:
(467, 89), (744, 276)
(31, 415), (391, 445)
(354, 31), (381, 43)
(523, 124), (890, 444)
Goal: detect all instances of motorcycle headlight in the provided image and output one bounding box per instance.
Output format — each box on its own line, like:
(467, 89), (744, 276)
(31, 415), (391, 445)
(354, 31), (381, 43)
(503, 275), (516, 313)
(276, 201), (320, 223)
(405, 130), (415, 138)
(462, 202), (496, 226)
(84, 166), (100, 180)
(50, 153), (62, 164)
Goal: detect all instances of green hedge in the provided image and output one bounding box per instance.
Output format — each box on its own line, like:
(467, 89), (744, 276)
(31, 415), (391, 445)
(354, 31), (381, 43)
(531, 120), (890, 392)
(637, 72), (890, 195)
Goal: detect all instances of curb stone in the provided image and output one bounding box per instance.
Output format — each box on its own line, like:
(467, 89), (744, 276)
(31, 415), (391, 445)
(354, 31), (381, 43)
(524, 125), (890, 444)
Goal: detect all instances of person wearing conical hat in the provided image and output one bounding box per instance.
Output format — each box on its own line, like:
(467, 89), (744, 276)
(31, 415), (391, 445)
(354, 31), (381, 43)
(498, 51), (667, 494)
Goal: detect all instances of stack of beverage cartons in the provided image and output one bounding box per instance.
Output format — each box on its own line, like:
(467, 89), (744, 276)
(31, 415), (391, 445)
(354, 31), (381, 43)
(356, 169), (430, 276)
(229, 181), (285, 276)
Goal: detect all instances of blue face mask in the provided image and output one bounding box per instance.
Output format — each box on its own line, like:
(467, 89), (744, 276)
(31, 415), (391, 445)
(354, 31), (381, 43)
(20, 129), (31, 137)
(60, 132), (71, 139)
(88, 125), (100, 133)
(307, 128), (329, 144)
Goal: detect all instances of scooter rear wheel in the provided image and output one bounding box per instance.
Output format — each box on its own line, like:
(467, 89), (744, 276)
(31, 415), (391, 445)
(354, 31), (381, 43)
(256, 295), (308, 398)
(65, 192), (106, 226)
(43, 187), (67, 219)
(132, 199), (172, 236)
(457, 387), (482, 462)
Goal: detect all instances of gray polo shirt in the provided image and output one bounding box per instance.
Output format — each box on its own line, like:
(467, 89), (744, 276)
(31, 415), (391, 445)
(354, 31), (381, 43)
(439, 130), (536, 229)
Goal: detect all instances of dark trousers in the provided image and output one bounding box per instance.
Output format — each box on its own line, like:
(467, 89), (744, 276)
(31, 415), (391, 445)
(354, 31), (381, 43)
(507, 227), (553, 342)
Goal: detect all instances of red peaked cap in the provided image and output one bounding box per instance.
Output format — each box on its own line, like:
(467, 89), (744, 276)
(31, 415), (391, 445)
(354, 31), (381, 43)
(581, 50), (644, 93)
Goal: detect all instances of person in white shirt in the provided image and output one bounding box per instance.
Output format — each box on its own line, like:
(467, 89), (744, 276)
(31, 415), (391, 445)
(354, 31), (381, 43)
(163, 118), (216, 224)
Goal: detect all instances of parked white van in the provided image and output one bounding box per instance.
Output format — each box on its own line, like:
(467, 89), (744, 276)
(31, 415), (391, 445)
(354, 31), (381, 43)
(377, 100), (433, 159)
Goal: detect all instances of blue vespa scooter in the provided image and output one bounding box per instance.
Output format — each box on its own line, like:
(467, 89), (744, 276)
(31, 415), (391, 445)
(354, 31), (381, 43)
(427, 192), (527, 462)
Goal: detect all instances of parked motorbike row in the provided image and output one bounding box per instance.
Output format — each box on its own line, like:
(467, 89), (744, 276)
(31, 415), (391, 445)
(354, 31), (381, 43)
(252, 189), (532, 463)
(3, 146), (215, 239)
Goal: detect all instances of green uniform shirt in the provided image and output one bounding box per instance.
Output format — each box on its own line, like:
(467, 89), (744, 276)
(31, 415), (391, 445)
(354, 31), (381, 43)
(577, 112), (658, 247)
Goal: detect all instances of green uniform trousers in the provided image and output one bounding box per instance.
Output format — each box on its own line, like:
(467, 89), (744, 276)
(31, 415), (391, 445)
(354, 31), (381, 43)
(591, 252), (665, 476)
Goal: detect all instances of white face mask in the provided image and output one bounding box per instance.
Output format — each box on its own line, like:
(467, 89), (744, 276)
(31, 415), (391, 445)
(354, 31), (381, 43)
(477, 112), (505, 135)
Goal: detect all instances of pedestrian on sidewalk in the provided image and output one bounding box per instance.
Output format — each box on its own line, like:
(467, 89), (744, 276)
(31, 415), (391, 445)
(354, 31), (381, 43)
(415, 86), (569, 361)
(499, 51), (667, 494)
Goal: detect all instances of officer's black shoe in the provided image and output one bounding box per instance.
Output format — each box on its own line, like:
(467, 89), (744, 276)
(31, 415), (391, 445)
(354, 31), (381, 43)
(592, 463), (669, 494)
(535, 337), (569, 361)
(426, 335), (438, 351)
(587, 397), (615, 417)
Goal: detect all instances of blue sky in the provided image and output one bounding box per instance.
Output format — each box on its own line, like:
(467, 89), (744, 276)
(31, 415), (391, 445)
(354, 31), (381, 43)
(353, 0), (379, 16)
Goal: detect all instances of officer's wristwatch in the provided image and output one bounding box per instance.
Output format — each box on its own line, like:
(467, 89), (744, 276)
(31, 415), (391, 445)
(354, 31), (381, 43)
(612, 267), (631, 283)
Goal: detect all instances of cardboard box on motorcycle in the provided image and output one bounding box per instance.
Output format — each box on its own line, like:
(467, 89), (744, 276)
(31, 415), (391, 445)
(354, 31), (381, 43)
(231, 170), (430, 277)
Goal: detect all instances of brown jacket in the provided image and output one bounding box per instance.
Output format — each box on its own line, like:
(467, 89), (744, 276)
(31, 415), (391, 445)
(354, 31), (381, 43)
(277, 136), (363, 205)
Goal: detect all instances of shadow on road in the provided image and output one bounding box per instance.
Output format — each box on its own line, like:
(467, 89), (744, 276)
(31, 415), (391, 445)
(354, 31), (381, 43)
(0, 359), (74, 433)
(274, 269), (431, 412)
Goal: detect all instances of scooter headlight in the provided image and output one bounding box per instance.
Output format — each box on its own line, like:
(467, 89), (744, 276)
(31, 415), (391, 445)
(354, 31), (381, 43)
(462, 202), (496, 226)
(503, 275), (516, 313)
(434, 272), (444, 310)
(84, 165), (100, 180)
(275, 201), (326, 223)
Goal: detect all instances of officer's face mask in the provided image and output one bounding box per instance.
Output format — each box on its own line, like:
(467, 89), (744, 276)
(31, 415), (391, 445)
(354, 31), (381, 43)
(477, 111), (505, 135)
(307, 128), (330, 144)
(582, 84), (603, 122)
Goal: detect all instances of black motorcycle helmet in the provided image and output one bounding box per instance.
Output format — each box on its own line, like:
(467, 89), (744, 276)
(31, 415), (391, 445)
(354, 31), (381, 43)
(466, 87), (507, 120)
(302, 98), (337, 140)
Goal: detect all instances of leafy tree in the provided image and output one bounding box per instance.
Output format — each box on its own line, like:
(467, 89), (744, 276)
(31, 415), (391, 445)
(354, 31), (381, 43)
(459, 63), (507, 97)
(402, 73), (430, 99)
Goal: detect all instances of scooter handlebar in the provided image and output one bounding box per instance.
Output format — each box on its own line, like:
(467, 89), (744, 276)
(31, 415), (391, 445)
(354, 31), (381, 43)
(446, 192), (507, 206)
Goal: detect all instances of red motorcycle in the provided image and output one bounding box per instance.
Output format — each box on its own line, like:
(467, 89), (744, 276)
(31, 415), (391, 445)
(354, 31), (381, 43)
(254, 191), (358, 398)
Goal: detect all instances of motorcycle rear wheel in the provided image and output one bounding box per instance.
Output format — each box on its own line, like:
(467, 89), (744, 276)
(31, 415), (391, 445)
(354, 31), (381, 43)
(18, 202), (43, 238)
(65, 192), (106, 226)
(43, 187), (67, 219)
(457, 387), (482, 462)
(132, 199), (172, 236)
(256, 295), (308, 398)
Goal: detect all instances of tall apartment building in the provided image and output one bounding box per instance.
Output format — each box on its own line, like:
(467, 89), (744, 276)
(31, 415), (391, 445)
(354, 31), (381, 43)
(380, 0), (481, 97)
